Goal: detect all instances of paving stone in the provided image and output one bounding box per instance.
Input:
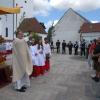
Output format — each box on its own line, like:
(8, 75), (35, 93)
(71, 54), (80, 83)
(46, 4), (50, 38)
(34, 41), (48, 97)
(0, 54), (100, 100)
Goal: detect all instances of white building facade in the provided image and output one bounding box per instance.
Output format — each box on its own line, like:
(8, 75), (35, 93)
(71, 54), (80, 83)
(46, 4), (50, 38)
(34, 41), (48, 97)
(80, 23), (100, 42)
(0, 0), (13, 39)
(81, 32), (100, 42)
(52, 8), (89, 44)
(0, 0), (34, 39)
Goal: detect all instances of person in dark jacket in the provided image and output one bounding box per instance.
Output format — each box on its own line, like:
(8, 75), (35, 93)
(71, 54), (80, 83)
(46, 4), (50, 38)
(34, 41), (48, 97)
(74, 41), (79, 55)
(62, 40), (67, 54)
(50, 41), (54, 52)
(56, 40), (60, 53)
(80, 39), (86, 56)
(67, 41), (73, 55)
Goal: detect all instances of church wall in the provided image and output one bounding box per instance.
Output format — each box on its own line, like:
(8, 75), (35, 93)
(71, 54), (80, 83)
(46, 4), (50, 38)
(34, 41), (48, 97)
(52, 9), (88, 45)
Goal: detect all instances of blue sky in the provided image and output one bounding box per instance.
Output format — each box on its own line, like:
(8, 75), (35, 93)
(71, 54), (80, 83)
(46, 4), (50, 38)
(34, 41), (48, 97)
(37, 8), (100, 23)
(1, 0), (100, 38)
(25, 0), (100, 31)
(36, 8), (100, 31)
(79, 8), (100, 22)
(14, 0), (100, 31)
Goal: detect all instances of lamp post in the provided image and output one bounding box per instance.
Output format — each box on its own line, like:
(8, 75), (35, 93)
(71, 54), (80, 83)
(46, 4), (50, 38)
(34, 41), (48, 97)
(16, 3), (23, 32)
(13, 0), (15, 40)
(16, 13), (17, 31)
(16, 3), (19, 30)
(16, 3), (18, 30)
(5, 15), (8, 37)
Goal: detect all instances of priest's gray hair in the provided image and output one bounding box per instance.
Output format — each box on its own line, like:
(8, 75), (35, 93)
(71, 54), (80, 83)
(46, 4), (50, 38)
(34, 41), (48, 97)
(15, 29), (23, 37)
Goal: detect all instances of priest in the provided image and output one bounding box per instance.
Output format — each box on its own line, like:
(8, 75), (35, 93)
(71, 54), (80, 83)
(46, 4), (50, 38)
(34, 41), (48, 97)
(12, 30), (33, 92)
(43, 38), (51, 71)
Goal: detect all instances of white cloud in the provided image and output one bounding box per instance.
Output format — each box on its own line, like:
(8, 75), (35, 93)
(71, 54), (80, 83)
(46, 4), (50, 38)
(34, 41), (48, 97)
(16, 0), (51, 17)
(53, 20), (59, 26)
(16, 0), (100, 17)
(91, 20), (99, 23)
(45, 20), (58, 31)
(32, 0), (51, 16)
(50, 0), (100, 11)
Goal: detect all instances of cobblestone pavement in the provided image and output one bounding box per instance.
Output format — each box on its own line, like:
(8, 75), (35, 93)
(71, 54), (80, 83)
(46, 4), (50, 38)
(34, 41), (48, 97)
(0, 53), (100, 100)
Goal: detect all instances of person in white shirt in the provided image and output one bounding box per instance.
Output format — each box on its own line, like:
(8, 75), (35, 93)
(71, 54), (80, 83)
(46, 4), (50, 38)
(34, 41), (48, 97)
(43, 38), (51, 71)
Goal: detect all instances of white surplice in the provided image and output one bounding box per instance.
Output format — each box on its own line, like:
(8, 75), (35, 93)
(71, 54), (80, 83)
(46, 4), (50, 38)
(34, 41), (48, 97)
(30, 45), (36, 65)
(43, 43), (51, 55)
(30, 44), (45, 66)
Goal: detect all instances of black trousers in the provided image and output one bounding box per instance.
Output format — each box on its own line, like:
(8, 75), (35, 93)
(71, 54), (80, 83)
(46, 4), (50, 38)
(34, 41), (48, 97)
(69, 48), (72, 55)
(57, 47), (60, 53)
(74, 48), (78, 55)
(62, 48), (66, 54)
(81, 48), (85, 56)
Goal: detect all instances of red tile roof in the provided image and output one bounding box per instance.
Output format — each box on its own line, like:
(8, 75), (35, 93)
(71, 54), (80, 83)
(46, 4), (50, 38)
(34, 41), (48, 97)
(18, 18), (46, 34)
(79, 23), (100, 33)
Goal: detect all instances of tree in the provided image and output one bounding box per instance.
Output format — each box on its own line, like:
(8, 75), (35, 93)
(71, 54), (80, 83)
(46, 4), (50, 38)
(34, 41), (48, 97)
(39, 22), (46, 29)
(30, 32), (41, 42)
(47, 26), (54, 43)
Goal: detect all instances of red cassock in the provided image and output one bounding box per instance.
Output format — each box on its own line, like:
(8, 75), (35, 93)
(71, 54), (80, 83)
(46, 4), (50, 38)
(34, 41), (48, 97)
(30, 66), (41, 77)
(30, 65), (45, 77)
